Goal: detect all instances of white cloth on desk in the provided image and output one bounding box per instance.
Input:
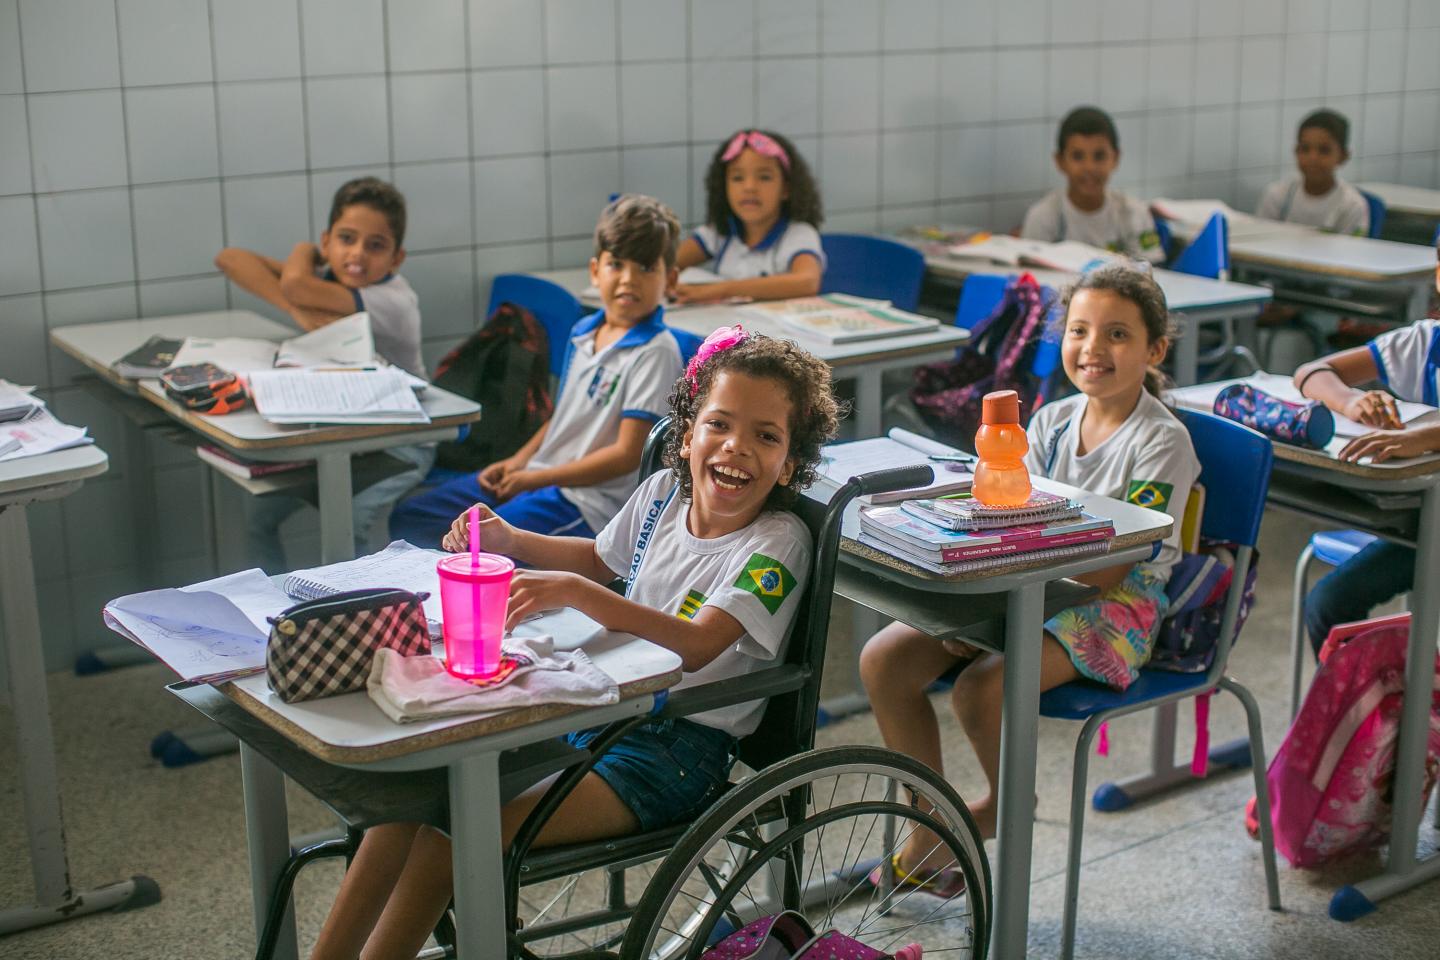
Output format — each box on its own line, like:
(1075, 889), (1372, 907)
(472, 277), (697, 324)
(367, 636), (618, 723)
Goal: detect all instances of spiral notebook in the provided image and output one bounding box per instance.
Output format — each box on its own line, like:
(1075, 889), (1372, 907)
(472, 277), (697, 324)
(283, 541), (447, 632)
(858, 532), (1110, 575)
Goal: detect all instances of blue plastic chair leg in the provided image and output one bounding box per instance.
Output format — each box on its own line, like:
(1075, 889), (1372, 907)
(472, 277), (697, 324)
(1329, 885), (1377, 922)
(1060, 714), (1104, 960)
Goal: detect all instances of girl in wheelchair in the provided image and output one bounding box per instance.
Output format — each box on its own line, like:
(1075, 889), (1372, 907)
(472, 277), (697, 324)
(311, 328), (841, 960)
(860, 265), (1199, 877)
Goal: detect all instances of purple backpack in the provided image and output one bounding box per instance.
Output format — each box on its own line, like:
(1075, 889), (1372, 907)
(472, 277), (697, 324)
(910, 273), (1056, 450)
(1260, 613), (1440, 867)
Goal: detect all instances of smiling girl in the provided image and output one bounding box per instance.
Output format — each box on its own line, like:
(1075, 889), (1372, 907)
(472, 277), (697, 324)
(859, 266), (1198, 887)
(310, 328), (841, 960)
(673, 129), (825, 304)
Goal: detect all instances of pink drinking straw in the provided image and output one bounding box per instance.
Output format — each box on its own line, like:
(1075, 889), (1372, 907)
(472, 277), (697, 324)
(468, 505), (480, 568)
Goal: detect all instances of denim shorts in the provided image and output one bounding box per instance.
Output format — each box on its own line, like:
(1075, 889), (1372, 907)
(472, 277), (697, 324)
(565, 718), (738, 831)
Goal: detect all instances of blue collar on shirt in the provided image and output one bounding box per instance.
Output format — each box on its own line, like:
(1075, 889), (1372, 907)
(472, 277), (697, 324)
(558, 306), (670, 400)
(724, 215), (789, 252)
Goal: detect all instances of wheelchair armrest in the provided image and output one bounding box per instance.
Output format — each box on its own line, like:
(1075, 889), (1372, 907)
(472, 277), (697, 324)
(654, 664), (811, 720)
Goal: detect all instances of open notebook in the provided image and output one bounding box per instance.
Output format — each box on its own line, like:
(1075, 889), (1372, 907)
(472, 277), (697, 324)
(819, 428), (973, 503)
(169, 312), (378, 373)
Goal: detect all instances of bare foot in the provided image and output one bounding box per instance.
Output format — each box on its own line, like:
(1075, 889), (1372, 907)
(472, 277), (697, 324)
(966, 794), (998, 841)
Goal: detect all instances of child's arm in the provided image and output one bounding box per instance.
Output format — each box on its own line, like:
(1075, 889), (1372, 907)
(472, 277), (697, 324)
(214, 248), (291, 311)
(278, 243), (360, 329)
(1294, 348), (1401, 429)
(1337, 422), (1440, 464)
(487, 418), (650, 501)
(675, 237), (708, 270)
(672, 254), (822, 304)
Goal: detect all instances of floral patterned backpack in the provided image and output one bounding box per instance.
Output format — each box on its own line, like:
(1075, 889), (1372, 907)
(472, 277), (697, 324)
(700, 912), (923, 960)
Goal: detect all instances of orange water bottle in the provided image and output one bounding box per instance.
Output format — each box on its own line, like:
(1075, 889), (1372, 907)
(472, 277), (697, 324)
(972, 390), (1031, 507)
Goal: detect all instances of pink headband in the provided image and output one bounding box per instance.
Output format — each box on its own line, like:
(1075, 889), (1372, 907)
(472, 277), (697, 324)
(685, 325), (748, 396)
(720, 131), (790, 172)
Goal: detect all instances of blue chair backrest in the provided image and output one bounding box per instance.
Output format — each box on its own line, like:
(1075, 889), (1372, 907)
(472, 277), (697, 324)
(1171, 212), (1230, 281)
(819, 233), (926, 311)
(1358, 189), (1386, 239)
(952, 273), (1063, 385)
(487, 274), (583, 377)
(1174, 408), (1272, 547)
(1154, 214), (1174, 260)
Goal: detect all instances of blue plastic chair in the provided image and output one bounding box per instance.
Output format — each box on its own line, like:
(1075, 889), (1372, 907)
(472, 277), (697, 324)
(1153, 214), (1174, 261)
(1288, 529), (1380, 718)
(1038, 410), (1280, 958)
(1358, 189), (1386, 239)
(954, 273), (1063, 398)
(487, 274), (584, 377)
(1171, 211), (1230, 281)
(819, 233), (926, 311)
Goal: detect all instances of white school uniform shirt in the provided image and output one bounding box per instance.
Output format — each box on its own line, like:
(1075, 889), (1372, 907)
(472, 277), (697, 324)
(595, 471), (812, 737)
(1369, 318), (1440, 407)
(691, 218), (826, 279)
(1020, 189), (1165, 264)
(528, 308), (687, 533)
(1024, 391), (1200, 578)
(323, 269), (426, 378)
(1255, 176), (1369, 236)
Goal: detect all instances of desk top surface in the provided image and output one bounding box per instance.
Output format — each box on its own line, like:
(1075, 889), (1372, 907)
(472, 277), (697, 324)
(1357, 182), (1440, 217)
(928, 257), (1273, 310)
(223, 630), (683, 765)
(1227, 231), (1435, 280)
(0, 444), (109, 499)
(527, 268), (970, 365)
(49, 311), (482, 454)
(1169, 379), (1440, 484)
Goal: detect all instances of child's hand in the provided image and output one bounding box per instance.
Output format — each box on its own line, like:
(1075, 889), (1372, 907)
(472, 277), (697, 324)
(490, 468), (544, 502)
(1337, 428), (1436, 464)
(505, 570), (581, 630)
(477, 457), (514, 495)
(671, 282), (723, 305)
(441, 503), (515, 554)
(1341, 390), (1401, 429)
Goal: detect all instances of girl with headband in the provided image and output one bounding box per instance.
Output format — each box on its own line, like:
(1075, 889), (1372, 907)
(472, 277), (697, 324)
(673, 129), (826, 304)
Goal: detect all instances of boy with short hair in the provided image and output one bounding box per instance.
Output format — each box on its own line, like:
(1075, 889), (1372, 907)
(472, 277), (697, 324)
(1021, 105), (1164, 264)
(388, 194), (688, 548)
(215, 176), (431, 570)
(1256, 109), (1369, 236)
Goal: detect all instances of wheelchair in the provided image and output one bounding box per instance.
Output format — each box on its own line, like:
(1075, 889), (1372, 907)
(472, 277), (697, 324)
(222, 418), (992, 960)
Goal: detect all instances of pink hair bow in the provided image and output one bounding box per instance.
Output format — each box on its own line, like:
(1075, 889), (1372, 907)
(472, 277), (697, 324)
(686, 325), (748, 395)
(719, 130), (790, 171)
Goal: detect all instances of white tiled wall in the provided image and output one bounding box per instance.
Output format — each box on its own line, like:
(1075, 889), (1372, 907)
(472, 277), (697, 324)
(2, 0), (1438, 668)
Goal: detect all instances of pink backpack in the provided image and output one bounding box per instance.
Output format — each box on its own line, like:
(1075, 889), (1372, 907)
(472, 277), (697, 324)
(1262, 613), (1440, 867)
(700, 912), (923, 960)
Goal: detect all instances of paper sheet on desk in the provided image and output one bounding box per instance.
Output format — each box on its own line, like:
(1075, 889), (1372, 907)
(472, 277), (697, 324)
(284, 541), (447, 631)
(0, 406), (93, 462)
(249, 367), (430, 424)
(104, 569), (291, 683)
(0, 380), (44, 422)
(1172, 372), (1440, 439)
(820, 428), (971, 501)
(172, 313), (378, 373)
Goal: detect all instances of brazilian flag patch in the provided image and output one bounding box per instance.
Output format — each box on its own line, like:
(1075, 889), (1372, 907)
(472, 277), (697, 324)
(1139, 229), (1161, 250)
(734, 553), (796, 615)
(1126, 479), (1174, 511)
(676, 589), (707, 622)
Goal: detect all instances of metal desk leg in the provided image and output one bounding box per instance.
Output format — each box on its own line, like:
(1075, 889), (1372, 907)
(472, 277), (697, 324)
(315, 451), (355, 565)
(449, 751), (507, 960)
(0, 503), (159, 934)
(1333, 482), (1440, 919)
(853, 370), (882, 438)
(1173, 318), (1199, 387)
(991, 580), (1046, 960)
(240, 741), (297, 960)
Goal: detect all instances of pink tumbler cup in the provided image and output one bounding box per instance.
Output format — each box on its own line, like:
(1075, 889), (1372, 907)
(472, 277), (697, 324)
(436, 553), (515, 679)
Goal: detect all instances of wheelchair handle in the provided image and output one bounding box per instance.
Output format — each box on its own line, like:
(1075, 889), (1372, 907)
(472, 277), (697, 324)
(849, 465), (934, 496)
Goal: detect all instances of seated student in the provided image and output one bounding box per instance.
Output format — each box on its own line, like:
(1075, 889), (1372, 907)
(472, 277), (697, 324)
(1256, 109), (1369, 236)
(1292, 239), (1440, 655)
(672, 129), (825, 303)
(860, 267), (1198, 873)
(1021, 106), (1164, 264)
(214, 176), (429, 570)
(387, 195), (688, 549)
(309, 330), (842, 959)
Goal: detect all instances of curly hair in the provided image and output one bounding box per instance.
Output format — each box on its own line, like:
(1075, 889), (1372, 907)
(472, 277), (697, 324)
(663, 334), (843, 511)
(702, 130), (823, 236)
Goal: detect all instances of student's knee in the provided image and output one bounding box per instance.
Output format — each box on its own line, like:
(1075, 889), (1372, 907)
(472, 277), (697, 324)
(951, 657), (1002, 721)
(859, 622), (929, 694)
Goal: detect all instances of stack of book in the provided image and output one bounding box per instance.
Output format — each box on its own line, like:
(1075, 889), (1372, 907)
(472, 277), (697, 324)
(858, 489), (1114, 574)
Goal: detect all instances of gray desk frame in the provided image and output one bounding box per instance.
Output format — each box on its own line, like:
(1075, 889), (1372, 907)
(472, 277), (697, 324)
(0, 446), (157, 933)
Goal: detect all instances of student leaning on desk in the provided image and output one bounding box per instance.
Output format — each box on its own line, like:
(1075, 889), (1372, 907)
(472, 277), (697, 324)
(308, 330), (842, 960)
(1290, 237), (1440, 659)
(214, 176), (432, 570)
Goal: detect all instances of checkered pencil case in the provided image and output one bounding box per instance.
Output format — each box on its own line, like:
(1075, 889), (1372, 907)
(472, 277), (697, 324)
(265, 588), (431, 704)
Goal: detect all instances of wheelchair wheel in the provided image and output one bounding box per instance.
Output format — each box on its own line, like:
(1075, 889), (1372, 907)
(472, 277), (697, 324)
(622, 746), (991, 960)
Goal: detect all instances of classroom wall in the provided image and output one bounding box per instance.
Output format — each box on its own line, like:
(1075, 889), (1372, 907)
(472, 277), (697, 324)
(3, 0), (1439, 670)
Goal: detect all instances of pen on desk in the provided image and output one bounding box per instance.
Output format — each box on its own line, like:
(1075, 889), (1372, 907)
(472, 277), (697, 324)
(928, 453), (976, 463)
(312, 366), (378, 372)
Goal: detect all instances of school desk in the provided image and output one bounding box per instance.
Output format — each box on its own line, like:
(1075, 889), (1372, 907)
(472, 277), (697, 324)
(524, 267), (971, 437)
(1357, 182), (1440, 246)
(1170, 378), (1440, 921)
(0, 444), (160, 933)
(158, 629), (681, 960)
(50, 311), (482, 565)
(908, 249), (1274, 386)
(815, 474), (1173, 960)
